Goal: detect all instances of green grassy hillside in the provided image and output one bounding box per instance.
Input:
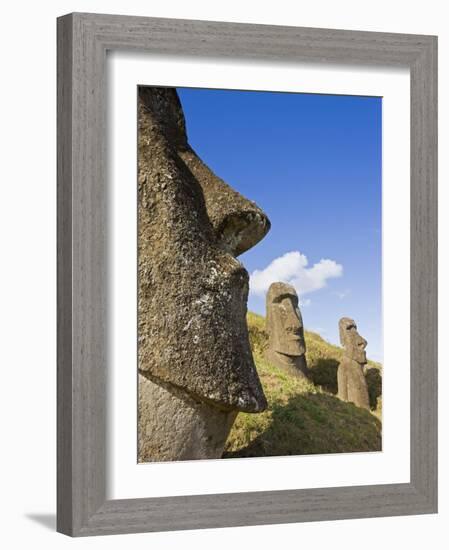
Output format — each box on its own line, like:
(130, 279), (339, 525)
(223, 312), (382, 458)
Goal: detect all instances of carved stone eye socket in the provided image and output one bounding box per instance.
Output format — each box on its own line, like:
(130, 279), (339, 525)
(275, 295), (298, 307)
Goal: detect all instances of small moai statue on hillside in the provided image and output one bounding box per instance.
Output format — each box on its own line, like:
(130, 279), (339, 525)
(337, 317), (370, 410)
(264, 282), (308, 378)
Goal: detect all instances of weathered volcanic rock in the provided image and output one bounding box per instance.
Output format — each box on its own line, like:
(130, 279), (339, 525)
(264, 282), (308, 378)
(139, 373), (238, 462)
(138, 87), (270, 256)
(337, 317), (370, 410)
(137, 87), (271, 461)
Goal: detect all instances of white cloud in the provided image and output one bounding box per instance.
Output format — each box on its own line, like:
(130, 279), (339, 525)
(333, 289), (351, 300)
(249, 251), (343, 302)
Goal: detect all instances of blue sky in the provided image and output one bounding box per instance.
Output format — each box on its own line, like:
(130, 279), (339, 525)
(178, 88), (382, 362)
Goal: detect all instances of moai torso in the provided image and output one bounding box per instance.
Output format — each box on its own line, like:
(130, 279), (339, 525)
(264, 282), (308, 378)
(337, 317), (370, 410)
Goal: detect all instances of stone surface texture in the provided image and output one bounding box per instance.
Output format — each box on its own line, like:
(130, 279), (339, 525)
(264, 282), (308, 378)
(337, 317), (370, 410)
(139, 373), (237, 462)
(137, 87), (270, 461)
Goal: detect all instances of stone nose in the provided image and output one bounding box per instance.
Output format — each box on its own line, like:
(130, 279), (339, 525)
(284, 312), (302, 330)
(357, 335), (367, 349)
(140, 86), (271, 257)
(283, 300), (302, 324)
(216, 208), (271, 257)
(179, 147), (271, 256)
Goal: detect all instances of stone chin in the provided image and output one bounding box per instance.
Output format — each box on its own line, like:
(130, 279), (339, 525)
(265, 348), (309, 379)
(138, 256), (268, 414)
(275, 346), (306, 357)
(274, 337), (306, 357)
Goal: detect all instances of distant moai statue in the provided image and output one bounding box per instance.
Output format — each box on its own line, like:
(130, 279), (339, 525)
(265, 282), (308, 378)
(337, 317), (370, 410)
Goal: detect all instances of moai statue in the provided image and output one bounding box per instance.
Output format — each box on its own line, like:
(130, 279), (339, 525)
(264, 282), (308, 378)
(137, 87), (271, 462)
(337, 317), (370, 410)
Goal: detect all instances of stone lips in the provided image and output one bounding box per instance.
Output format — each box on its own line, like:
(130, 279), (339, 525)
(138, 87), (270, 413)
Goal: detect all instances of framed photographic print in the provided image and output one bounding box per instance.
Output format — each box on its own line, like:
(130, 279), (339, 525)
(57, 12), (437, 536)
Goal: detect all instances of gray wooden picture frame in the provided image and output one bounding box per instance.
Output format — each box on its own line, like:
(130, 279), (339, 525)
(57, 12), (438, 537)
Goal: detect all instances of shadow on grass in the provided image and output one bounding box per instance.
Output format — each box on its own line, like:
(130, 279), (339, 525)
(366, 367), (382, 410)
(308, 358), (339, 394)
(308, 360), (382, 412)
(223, 391), (382, 459)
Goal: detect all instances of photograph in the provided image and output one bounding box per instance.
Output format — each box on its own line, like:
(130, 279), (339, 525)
(49, 7), (437, 538)
(137, 85), (383, 462)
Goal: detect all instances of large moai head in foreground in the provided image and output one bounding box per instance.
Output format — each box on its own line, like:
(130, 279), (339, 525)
(337, 317), (370, 410)
(339, 317), (368, 364)
(265, 282), (308, 377)
(137, 87), (271, 461)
